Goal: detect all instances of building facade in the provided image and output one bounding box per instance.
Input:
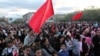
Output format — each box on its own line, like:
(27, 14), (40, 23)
(53, 14), (66, 22)
(23, 12), (34, 23)
(23, 12), (54, 23)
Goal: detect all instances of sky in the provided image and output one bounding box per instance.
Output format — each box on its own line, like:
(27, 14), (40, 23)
(0, 0), (100, 18)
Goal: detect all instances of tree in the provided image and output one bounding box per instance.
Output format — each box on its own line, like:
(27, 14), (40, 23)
(62, 9), (100, 22)
(12, 18), (24, 24)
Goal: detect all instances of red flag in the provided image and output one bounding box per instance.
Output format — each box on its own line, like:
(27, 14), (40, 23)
(72, 11), (83, 21)
(28, 0), (54, 33)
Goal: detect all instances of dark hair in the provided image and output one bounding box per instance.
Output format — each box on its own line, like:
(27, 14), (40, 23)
(65, 35), (71, 41)
(0, 38), (4, 41)
(7, 40), (13, 44)
(41, 38), (52, 55)
(58, 35), (65, 39)
(82, 38), (86, 42)
(7, 32), (11, 35)
(30, 43), (36, 47)
(75, 34), (81, 41)
(28, 29), (32, 33)
(34, 47), (41, 53)
(23, 45), (30, 50)
(52, 51), (58, 56)
(85, 33), (91, 37)
(60, 43), (66, 47)
(12, 38), (17, 41)
(41, 38), (48, 45)
(35, 38), (41, 43)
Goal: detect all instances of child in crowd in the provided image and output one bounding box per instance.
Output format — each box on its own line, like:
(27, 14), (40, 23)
(58, 43), (69, 56)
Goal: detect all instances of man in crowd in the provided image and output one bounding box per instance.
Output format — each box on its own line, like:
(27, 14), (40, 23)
(24, 29), (36, 46)
(92, 30), (100, 56)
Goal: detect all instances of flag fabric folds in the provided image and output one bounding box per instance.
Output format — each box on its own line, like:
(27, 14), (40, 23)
(28, 0), (54, 33)
(72, 11), (83, 21)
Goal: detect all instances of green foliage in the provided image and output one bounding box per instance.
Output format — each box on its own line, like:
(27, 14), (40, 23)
(62, 9), (100, 21)
(82, 9), (100, 21)
(64, 13), (74, 21)
(12, 19), (24, 24)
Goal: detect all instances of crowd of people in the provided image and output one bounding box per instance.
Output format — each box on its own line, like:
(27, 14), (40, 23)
(0, 22), (100, 56)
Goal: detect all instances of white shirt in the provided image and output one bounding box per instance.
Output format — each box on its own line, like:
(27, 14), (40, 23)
(79, 41), (82, 51)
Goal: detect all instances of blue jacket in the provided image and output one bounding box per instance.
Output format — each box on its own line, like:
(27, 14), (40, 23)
(58, 50), (69, 56)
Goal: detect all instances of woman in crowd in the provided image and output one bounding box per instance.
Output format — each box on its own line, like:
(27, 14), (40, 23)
(56, 35), (65, 52)
(72, 34), (81, 56)
(65, 35), (73, 56)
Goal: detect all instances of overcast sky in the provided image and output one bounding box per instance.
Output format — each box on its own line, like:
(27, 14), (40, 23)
(0, 0), (100, 18)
